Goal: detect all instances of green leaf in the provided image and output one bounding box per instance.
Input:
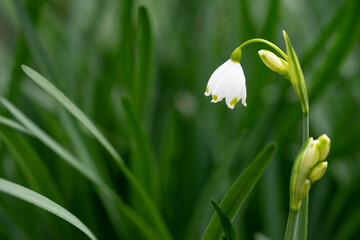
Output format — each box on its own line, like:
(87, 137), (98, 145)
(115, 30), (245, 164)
(308, 0), (360, 103)
(13, 0), (55, 81)
(202, 142), (277, 240)
(0, 178), (97, 240)
(0, 125), (63, 204)
(0, 98), (162, 240)
(283, 31), (309, 114)
(211, 200), (238, 240)
(121, 97), (154, 195)
(19, 65), (172, 240)
(0, 116), (31, 135)
(21, 64), (123, 165)
(134, 6), (153, 111)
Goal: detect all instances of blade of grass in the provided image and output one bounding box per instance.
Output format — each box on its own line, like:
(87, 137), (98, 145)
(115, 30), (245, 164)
(0, 98), (163, 240)
(202, 142), (277, 240)
(7, 0), (45, 101)
(13, 0), (55, 82)
(134, 6), (153, 114)
(0, 116), (31, 135)
(308, 0), (360, 102)
(185, 135), (245, 239)
(21, 65), (122, 164)
(0, 126), (63, 203)
(301, 2), (345, 69)
(0, 178), (97, 240)
(0, 198), (32, 240)
(20, 65), (172, 239)
(121, 97), (154, 196)
(211, 200), (238, 240)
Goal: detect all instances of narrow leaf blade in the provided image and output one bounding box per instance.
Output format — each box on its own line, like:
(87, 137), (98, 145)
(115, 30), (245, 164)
(211, 200), (238, 240)
(0, 178), (97, 240)
(202, 142), (277, 240)
(21, 64), (123, 164)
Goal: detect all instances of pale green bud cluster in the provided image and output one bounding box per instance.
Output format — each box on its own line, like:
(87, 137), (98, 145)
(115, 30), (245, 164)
(290, 134), (330, 211)
(258, 50), (289, 79)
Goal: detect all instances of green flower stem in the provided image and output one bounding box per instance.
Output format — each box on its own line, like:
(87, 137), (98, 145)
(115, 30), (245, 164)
(236, 38), (288, 60)
(297, 112), (310, 240)
(302, 112), (309, 143)
(284, 210), (299, 240)
(297, 194), (309, 240)
(285, 111), (310, 240)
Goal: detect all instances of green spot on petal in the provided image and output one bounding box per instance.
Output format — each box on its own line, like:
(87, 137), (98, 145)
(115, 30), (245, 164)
(212, 95), (218, 101)
(230, 97), (237, 107)
(206, 86), (209, 94)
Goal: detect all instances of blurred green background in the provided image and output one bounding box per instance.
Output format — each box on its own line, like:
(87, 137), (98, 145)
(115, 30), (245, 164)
(0, 0), (359, 239)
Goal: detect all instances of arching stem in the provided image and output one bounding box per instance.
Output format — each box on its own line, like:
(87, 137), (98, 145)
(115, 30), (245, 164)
(236, 38), (288, 60)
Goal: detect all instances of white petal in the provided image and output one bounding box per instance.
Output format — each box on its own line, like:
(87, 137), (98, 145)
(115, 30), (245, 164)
(231, 63), (247, 106)
(223, 65), (242, 108)
(219, 62), (246, 109)
(211, 60), (235, 102)
(205, 59), (231, 96)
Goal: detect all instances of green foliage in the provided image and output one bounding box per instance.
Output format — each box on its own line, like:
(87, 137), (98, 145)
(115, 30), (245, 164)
(211, 200), (238, 240)
(0, 178), (96, 240)
(202, 143), (276, 240)
(0, 0), (359, 239)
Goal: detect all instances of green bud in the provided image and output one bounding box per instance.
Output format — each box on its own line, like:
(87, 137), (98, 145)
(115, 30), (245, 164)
(258, 50), (289, 79)
(289, 138), (313, 211)
(230, 47), (242, 63)
(289, 134), (331, 211)
(309, 162), (328, 183)
(306, 140), (320, 170)
(317, 134), (331, 161)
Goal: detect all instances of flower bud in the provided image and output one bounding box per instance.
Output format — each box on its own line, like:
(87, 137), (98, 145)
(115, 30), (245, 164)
(305, 140), (320, 170)
(317, 134), (330, 161)
(309, 162), (328, 183)
(289, 135), (330, 211)
(258, 50), (289, 79)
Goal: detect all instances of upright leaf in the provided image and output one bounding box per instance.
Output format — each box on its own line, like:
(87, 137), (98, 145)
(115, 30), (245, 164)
(211, 200), (238, 240)
(202, 142), (277, 240)
(122, 97), (154, 196)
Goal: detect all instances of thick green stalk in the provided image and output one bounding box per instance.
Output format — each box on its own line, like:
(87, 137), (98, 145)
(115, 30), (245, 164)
(284, 210), (299, 240)
(285, 112), (309, 240)
(297, 112), (310, 240)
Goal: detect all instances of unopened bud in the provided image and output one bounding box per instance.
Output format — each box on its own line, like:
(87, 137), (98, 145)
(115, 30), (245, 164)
(258, 50), (289, 79)
(309, 162), (328, 183)
(317, 134), (330, 161)
(289, 135), (330, 211)
(306, 140), (320, 169)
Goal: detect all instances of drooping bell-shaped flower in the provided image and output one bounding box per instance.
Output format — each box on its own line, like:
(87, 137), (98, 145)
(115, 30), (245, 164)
(205, 50), (247, 109)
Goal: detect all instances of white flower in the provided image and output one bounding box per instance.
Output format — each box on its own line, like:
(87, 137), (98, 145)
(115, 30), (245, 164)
(204, 59), (247, 109)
